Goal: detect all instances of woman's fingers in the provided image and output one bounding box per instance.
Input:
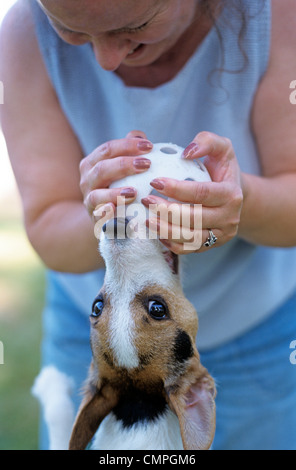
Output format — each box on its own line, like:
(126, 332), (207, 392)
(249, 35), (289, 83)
(183, 131), (240, 184)
(142, 176), (242, 253)
(158, 227), (223, 254)
(83, 136), (153, 168)
(125, 130), (148, 140)
(149, 214), (223, 254)
(141, 195), (201, 228)
(79, 132), (153, 216)
(149, 177), (233, 206)
(183, 131), (231, 160)
(80, 130), (243, 255)
(85, 186), (137, 214)
(83, 155), (151, 192)
(141, 130), (244, 254)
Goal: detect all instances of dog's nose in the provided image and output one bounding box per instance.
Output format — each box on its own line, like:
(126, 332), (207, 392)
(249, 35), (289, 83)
(102, 217), (130, 239)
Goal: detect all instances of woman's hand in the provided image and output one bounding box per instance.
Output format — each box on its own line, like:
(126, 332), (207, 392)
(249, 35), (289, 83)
(142, 131), (244, 254)
(79, 131), (153, 220)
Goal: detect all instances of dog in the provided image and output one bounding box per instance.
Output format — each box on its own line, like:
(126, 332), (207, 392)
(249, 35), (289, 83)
(68, 216), (216, 450)
(33, 143), (216, 450)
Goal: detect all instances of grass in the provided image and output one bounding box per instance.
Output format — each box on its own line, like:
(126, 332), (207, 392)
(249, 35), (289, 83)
(0, 216), (45, 450)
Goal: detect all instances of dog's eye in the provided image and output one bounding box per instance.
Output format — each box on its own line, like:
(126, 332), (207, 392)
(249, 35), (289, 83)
(91, 298), (104, 317)
(148, 300), (167, 320)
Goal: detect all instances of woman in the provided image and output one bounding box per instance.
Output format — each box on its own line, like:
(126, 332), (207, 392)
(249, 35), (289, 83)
(1, 0), (296, 449)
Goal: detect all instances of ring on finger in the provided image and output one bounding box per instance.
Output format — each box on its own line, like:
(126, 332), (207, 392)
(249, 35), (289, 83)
(203, 229), (218, 248)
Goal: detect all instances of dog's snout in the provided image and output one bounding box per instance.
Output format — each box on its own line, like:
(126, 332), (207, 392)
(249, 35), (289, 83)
(102, 217), (130, 240)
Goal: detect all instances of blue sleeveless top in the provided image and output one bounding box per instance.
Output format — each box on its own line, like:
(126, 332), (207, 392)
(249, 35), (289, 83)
(30, 0), (296, 349)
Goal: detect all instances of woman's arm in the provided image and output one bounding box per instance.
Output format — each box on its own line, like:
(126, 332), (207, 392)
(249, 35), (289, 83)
(238, 0), (296, 246)
(0, 1), (102, 273)
(141, 0), (296, 253)
(0, 2), (153, 271)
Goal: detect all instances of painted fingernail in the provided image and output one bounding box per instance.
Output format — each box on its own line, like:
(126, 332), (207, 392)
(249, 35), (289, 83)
(141, 197), (157, 206)
(150, 179), (165, 191)
(183, 142), (200, 159)
(93, 202), (114, 218)
(133, 157), (151, 170)
(120, 187), (136, 198)
(137, 140), (153, 151)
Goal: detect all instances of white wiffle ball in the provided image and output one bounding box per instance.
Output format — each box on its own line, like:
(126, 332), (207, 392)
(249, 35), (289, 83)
(110, 142), (211, 202)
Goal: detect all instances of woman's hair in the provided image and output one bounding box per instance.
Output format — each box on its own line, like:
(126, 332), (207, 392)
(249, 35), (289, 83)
(200, 0), (266, 79)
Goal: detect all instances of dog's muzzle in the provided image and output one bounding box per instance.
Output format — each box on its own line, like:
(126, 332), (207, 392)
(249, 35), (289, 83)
(102, 217), (134, 241)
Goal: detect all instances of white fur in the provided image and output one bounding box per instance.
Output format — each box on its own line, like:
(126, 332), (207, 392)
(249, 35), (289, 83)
(100, 234), (176, 292)
(92, 408), (183, 450)
(109, 294), (140, 369)
(31, 366), (75, 450)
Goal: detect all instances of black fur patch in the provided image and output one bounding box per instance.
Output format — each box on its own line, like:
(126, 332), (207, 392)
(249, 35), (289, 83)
(173, 329), (193, 363)
(139, 353), (153, 367)
(113, 387), (167, 428)
(103, 352), (115, 368)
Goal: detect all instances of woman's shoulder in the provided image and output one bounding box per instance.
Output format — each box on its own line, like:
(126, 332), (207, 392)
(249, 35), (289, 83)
(0, 0), (34, 43)
(250, 0), (296, 176)
(271, 0), (296, 53)
(0, 0), (41, 77)
(0, 0), (52, 109)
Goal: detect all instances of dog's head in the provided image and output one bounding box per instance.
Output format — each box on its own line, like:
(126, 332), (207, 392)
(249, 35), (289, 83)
(69, 218), (216, 450)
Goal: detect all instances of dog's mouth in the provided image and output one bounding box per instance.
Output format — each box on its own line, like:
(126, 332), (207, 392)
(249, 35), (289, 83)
(102, 217), (131, 240)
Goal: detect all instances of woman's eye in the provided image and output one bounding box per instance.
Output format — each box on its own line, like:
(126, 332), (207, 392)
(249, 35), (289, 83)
(120, 21), (149, 34)
(91, 298), (104, 317)
(130, 22), (149, 32)
(148, 300), (167, 320)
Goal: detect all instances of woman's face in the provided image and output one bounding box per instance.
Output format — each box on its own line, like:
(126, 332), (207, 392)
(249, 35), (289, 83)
(37, 0), (201, 71)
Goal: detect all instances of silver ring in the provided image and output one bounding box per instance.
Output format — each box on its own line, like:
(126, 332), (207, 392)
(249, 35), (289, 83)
(203, 229), (218, 248)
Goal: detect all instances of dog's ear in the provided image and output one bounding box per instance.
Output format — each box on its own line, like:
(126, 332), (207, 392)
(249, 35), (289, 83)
(165, 357), (216, 450)
(69, 366), (119, 450)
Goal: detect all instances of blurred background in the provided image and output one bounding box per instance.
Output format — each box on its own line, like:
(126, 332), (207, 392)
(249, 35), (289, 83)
(0, 0), (45, 450)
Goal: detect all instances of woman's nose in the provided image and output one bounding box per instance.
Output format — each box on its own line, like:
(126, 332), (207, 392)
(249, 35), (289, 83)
(91, 35), (133, 71)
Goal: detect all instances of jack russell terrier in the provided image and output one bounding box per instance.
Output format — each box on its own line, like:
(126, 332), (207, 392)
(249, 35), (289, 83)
(32, 143), (216, 450)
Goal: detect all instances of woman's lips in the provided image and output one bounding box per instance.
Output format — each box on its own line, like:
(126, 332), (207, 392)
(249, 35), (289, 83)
(127, 43), (145, 58)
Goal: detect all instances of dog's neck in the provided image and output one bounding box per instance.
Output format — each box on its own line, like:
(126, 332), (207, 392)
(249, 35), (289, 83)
(92, 406), (183, 450)
(101, 236), (181, 293)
